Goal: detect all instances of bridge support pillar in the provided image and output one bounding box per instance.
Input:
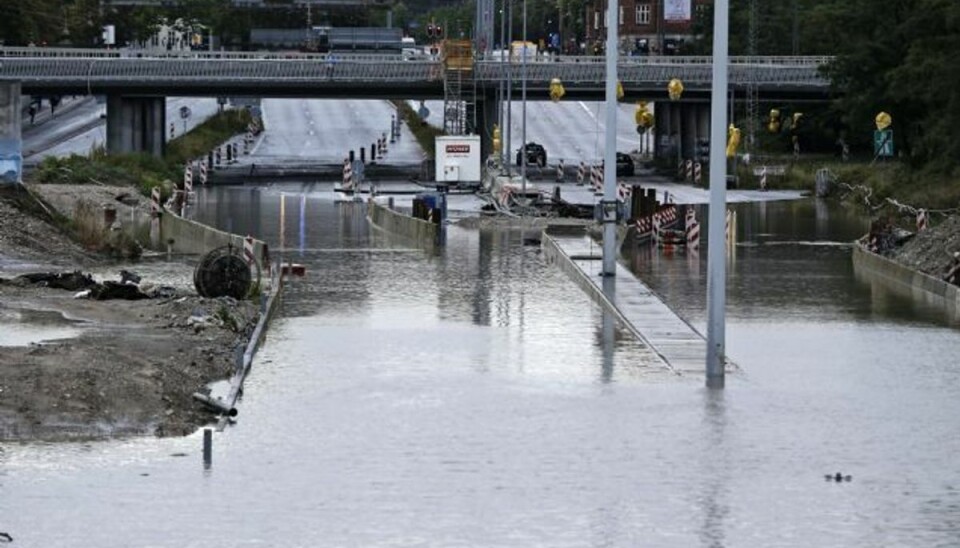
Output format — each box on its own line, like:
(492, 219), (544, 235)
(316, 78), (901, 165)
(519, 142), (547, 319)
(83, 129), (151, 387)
(475, 90), (498, 162)
(0, 81), (23, 185)
(681, 103), (698, 162)
(106, 95), (166, 157)
(696, 103), (710, 159)
(653, 101), (670, 161)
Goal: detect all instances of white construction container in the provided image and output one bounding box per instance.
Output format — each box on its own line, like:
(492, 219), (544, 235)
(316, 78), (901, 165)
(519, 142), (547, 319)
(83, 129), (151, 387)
(435, 135), (481, 183)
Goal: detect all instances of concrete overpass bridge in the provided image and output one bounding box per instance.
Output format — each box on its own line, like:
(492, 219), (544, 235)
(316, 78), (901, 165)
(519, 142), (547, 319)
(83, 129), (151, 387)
(0, 47), (833, 161)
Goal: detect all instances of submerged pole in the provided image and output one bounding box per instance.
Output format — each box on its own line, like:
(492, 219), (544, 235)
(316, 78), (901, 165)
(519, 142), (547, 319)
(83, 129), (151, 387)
(601, 0), (618, 276)
(706, 0), (730, 388)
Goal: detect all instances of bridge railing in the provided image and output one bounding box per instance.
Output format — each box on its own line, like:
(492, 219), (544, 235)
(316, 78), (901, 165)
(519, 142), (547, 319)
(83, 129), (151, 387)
(0, 47), (831, 88)
(0, 58), (441, 84)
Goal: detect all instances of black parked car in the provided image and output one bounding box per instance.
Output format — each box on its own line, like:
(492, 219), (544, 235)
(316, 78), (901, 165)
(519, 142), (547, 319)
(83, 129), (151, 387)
(516, 142), (547, 167)
(616, 152), (635, 176)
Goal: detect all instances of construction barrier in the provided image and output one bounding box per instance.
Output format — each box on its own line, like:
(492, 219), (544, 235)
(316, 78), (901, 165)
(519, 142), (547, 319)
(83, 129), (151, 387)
(183, 163), (193, 195)
(917, 209), (928, 232)
(694, 162), (702, 185)
(243, 235), (255, 265)
(199, 161), (208, 185)
(686, 207), (700, 250)
(556, 159), (565, 182)
(342, 157), (353, 189)
(685, 159), (693, 182)
(759, 166), (768, 191)
(577, 161), (586, 185)
(151, 186), (161, 214)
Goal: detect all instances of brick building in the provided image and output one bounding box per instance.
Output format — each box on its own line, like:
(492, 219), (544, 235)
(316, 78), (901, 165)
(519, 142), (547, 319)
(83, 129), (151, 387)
(584, 0), (712, 55)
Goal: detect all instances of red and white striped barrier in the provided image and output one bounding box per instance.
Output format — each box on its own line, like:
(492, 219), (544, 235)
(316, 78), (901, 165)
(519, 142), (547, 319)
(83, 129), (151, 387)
(685, 159), (693, 182)
(658, 204), (679, 226)
(694, 162), (702, 185)
(577, 161), (586, 185)
(151, 187), (161, 214)
(617, 182), (631, 202)
(759, 166), (768, 191)
(556, 159), (565, 182)
(243, 235), (255, 265)
(183, 163), (193, 195)
(636, 215), (653, 240)
(382, 132), (388, 155)
(917, 209), (928, 232)
(591, 165), (603, 194)
(199, 161), (208, 185)
(686, 207), (700, 250)
(342, 157), (353, 189)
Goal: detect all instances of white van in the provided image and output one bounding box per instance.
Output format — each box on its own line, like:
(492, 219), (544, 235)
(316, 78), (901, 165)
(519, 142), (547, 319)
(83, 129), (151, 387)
(401, 37), (421, 59)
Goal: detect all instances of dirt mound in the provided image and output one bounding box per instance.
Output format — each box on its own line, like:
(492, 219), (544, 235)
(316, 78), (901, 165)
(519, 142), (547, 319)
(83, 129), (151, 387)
(890, 215), (960, 277)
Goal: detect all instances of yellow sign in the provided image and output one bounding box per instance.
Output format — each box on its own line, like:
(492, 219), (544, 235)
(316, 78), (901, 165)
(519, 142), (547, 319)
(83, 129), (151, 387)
(668, 79), (683, 101)
(768, 109), (781, 133)
(616, 81), (624, 101)
(635, 102), (654, 128)
(549, 78), (566, 102)
(492, 125), (501, 154)
(875, 111), (892, 131)
(726, 124), (741, 158)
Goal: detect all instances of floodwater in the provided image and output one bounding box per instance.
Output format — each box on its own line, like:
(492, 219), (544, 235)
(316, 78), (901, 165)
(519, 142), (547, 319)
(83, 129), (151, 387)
(3, 184), (960, 547)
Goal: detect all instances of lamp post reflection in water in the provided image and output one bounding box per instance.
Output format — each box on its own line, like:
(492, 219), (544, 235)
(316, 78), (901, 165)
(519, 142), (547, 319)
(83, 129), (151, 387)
(601, 275), (616, 383)
(299, 194), (307, 256)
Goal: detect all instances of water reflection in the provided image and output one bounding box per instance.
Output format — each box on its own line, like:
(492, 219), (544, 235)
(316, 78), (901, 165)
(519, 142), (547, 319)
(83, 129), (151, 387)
(5, 190), (960, 546)
(698, 389), (729, 548)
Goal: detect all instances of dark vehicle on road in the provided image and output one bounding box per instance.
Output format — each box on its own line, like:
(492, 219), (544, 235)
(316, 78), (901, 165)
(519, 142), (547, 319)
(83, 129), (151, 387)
(516, 142), (547, 167)
(616, 152), (635, 176)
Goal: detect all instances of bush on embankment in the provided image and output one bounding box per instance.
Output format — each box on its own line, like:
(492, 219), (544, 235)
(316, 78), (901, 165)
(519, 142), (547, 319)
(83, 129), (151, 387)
(31, 108), (255, 200)
(392, 100), (444, 158)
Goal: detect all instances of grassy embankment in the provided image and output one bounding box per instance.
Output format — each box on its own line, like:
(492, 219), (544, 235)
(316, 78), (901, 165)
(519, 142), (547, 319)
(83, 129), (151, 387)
(392, 100), (444, 158)
(24, 108), (256, 256)
(32, 108), (255, 199)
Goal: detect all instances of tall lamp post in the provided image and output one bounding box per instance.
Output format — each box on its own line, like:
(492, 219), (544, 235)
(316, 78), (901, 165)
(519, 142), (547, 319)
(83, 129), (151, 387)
(601, 0), (619, 276)
(706, 0), (730, 388)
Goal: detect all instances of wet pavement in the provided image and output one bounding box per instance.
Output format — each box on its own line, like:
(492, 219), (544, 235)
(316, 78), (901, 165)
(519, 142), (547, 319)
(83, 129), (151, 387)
(2, 187), (960, 547)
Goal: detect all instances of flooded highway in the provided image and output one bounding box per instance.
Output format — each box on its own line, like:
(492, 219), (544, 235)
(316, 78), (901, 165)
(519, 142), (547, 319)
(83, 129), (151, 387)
(3, 185), (960, 547)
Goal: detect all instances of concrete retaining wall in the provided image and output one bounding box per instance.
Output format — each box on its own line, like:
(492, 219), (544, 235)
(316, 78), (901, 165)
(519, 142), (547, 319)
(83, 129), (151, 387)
(367, 198), (440, 251)
(852, 244), (960, 317)
(159, 209), (268, 265)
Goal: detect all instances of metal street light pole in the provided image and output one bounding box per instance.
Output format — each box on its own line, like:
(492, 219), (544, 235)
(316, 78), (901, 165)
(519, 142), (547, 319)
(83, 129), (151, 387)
(706, 0), (730, 388)
(506, 0), (513, 176)
(521, 0), (528, 198)
(601, 0), (618, 276)
(499, 0), (507, 166)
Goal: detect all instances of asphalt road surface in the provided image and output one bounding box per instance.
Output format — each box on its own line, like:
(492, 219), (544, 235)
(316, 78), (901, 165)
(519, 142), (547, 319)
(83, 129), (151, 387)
(23, 97), (219, 163)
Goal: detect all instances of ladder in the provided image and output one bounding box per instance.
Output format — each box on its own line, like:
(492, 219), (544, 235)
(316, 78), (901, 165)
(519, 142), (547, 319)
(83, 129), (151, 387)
(442, 40), (475, 135)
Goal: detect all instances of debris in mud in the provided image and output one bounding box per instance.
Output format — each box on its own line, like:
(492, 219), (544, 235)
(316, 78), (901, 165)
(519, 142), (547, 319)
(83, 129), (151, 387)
(14, 270), (176, 301)
(14, 271), (97, 291)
